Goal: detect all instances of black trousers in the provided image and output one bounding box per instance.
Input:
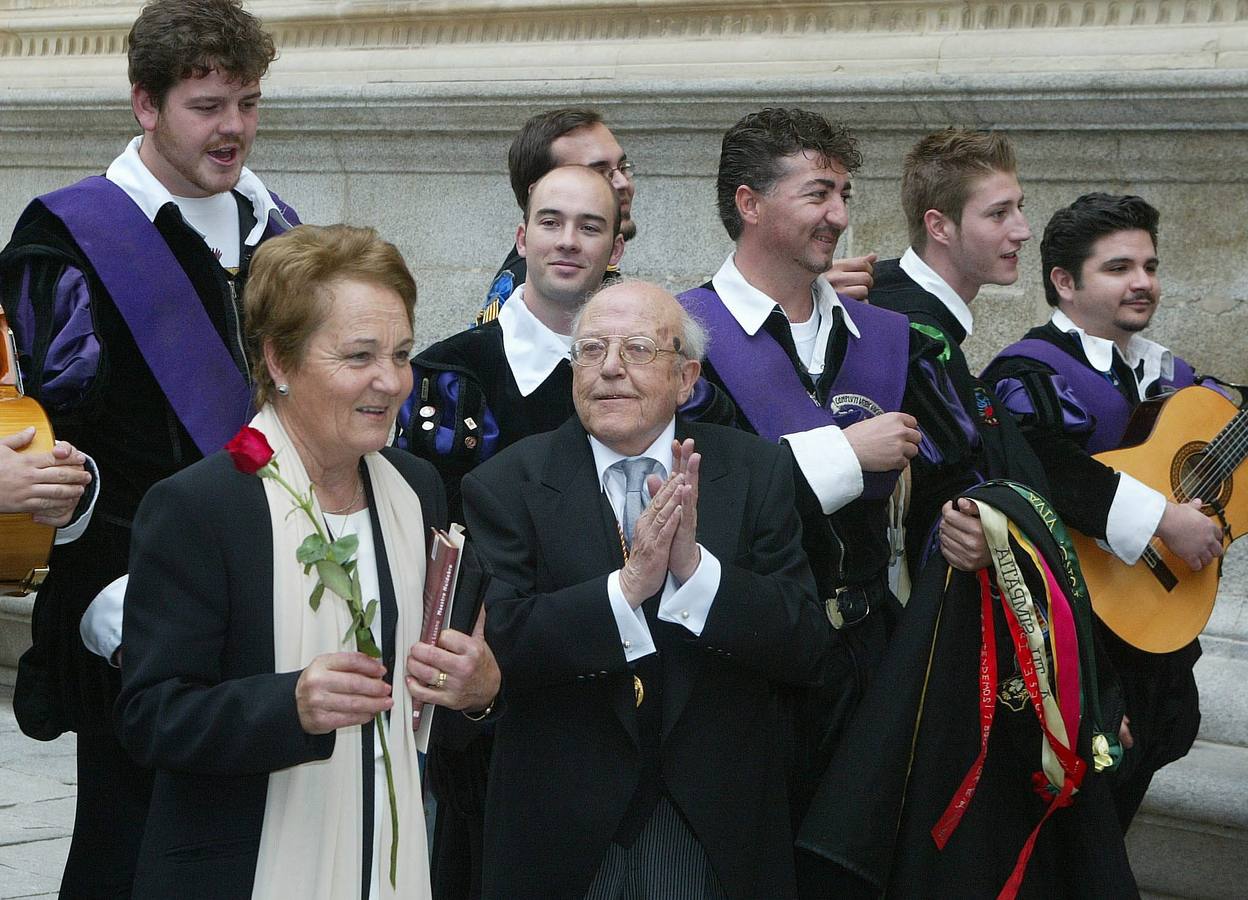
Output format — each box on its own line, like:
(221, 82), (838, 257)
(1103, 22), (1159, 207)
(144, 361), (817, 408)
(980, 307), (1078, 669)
(59, 727), (153, 900)
(584, 797), (727, 900)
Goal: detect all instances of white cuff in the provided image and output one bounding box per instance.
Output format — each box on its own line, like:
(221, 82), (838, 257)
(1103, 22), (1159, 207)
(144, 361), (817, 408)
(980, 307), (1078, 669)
(1105, 473), (1167, 564)
(80, 573), (126, 666)
(53, 454), (99, 545)
(658, 545), (721, 636)
(782, 424), (863, 514)
(606, 570), (656, 661)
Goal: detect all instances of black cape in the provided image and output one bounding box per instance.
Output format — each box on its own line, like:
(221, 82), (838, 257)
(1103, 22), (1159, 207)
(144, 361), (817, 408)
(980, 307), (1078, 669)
(798, 481), (1135, 899)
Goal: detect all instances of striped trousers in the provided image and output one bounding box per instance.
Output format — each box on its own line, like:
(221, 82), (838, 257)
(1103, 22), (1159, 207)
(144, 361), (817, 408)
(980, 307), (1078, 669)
(584, 796), (728, 900)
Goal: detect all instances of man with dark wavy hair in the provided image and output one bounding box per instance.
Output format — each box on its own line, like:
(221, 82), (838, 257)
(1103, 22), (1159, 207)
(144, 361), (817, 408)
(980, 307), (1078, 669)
(678, 107), (985, 895)
(0, 1), (298, 894)
(983, 193), (1223, 830)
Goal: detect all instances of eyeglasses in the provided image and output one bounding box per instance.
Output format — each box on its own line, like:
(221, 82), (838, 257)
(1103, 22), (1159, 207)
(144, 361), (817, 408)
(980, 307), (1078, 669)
(592, 161), (636, 181)
(569, 334), (682, 367)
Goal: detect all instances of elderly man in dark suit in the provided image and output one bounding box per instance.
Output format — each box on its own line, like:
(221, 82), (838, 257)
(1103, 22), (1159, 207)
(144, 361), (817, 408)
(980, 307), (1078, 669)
(462, 280), (838, 899)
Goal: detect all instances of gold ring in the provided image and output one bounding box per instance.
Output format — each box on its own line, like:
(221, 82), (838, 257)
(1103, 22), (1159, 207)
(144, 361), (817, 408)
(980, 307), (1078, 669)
(435, 671), (448, 689)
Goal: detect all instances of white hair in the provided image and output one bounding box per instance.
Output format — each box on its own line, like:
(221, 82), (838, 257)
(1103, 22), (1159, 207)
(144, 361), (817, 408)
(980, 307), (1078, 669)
(571, 278), (710, 364)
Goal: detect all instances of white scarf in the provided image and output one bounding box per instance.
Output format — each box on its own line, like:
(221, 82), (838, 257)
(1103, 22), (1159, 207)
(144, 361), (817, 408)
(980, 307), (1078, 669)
(248, 405), (431, 900)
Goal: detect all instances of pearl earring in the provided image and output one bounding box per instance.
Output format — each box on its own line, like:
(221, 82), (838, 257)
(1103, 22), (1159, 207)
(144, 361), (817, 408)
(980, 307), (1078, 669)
(276, 383), (290, 396)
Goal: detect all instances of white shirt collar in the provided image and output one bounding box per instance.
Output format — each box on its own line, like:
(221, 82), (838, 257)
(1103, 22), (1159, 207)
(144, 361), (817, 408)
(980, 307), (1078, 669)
(1049, 308), (1174, 387)
(496, 284), (574, 397)
(105, 135), (281, 246)
(899, 247), (975, 337)
(589, 418), (676, 492)
(709, 252), (861, 339)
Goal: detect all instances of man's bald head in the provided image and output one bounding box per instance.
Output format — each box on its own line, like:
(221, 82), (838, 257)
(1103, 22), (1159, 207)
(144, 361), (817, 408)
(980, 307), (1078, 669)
(571, 280), (704, 455)
(524, 165), (621, 237)
(516, 165), (626, 323)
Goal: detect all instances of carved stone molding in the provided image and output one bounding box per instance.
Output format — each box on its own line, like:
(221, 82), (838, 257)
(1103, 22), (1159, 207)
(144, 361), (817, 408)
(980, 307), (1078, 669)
(2, 1), (1248, 88)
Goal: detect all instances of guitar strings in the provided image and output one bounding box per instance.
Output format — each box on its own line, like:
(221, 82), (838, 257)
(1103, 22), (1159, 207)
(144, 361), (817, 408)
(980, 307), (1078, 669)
(1139, 407), (1246, 566)
(1170, 409), (1248, 504)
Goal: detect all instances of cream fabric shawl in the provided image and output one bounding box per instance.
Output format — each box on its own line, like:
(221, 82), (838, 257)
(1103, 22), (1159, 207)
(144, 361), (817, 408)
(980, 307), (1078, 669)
(248, 405), (431, 900)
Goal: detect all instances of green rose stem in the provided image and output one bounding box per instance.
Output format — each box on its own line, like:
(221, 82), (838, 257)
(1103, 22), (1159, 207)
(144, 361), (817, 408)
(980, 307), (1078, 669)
(259, 458), (400, 889)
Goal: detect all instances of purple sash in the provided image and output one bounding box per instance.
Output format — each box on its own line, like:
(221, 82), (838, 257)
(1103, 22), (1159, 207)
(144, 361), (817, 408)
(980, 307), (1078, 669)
(679, 286), (909, 499)
(40, 177), (272, 456)
(993, 337), (1195, 453)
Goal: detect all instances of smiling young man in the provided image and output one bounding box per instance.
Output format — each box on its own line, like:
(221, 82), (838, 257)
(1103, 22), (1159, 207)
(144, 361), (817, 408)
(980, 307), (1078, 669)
(0, 1), (297, 894)
(870, 129), (1032, 354)
(476, 108), (637, 325)
(863, 128), (1058, 589)
(982, 193), (1224, 830)
(676, 110), (1005, 896)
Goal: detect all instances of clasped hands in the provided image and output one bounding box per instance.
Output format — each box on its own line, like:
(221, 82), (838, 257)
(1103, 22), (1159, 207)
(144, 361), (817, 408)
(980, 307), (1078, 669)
(0, 427), (91, 526)
(618, 438), (702, 609)
(295, 606), (502, 735)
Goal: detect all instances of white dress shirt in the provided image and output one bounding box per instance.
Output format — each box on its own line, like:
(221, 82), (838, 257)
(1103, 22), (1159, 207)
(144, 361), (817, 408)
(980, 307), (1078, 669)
(899, 247), (976, 337)
(589, 419), (722, 663)
(495, 285), (573, 397)
(710, 253), (865, 515)
(1048, 309), (1171, 564)
(106, 135), (284, 246)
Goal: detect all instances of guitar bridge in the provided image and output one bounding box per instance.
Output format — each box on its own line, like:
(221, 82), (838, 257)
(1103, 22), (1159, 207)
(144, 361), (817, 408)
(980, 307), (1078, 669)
(1143, 550), (1178, 592)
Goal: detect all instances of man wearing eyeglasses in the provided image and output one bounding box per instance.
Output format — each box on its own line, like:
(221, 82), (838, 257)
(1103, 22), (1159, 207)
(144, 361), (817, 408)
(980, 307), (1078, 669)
(463, 279), (837, 899)
(400, 164), (730, 900)
(475, 108), (636, 326)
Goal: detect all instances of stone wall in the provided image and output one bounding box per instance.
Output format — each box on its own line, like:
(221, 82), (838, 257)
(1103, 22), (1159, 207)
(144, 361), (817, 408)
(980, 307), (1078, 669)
(1, 1), (1247, 377)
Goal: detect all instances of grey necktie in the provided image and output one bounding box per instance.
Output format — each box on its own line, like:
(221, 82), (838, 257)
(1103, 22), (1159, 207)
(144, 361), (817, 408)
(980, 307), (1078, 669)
(613, 456), (660, 548)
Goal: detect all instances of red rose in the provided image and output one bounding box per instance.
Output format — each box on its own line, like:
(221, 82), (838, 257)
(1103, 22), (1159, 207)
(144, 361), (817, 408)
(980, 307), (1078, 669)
(225, 426), (274, 475)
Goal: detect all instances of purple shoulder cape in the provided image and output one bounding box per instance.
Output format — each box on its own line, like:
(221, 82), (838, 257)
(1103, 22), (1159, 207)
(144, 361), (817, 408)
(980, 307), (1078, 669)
(678, 285), (909, 499)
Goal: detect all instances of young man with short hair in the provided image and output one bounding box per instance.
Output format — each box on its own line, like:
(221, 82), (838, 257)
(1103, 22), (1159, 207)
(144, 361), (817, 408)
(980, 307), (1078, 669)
(0, 1), (297, 892)
(868, 129), (1042, 568)
(477, 108), (635, 324)
(805, 134), (1138, 900)
(982, 193), (1223, 829)
(677, 112), (1001, 897)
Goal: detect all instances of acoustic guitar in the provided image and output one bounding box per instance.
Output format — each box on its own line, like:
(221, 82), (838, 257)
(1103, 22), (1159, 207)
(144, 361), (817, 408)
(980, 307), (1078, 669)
(0, 309), (54, 595)
(1071, 385), (1246, 653)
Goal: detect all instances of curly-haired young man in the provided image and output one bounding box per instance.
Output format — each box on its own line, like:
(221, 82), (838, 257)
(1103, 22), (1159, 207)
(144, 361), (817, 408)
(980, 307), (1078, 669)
(0, 2), (299, 894)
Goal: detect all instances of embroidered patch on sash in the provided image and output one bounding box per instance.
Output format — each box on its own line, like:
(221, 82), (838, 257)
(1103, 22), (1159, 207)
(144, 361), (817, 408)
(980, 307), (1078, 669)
(827, 392), (885, 424)
(973, 386), (999, 426)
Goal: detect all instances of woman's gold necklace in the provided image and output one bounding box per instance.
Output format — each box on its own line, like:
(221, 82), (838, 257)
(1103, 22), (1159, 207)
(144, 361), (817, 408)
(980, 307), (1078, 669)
(320, 478), (363, 516)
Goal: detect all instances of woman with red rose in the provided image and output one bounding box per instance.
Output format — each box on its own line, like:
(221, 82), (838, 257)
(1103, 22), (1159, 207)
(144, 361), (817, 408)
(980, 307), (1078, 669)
(116, 224), (499, 900)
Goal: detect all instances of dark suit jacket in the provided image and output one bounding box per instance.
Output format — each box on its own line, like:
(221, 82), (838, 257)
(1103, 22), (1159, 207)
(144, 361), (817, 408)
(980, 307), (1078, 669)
(115, 447), (445, 898)
(463, 417), (834, 900)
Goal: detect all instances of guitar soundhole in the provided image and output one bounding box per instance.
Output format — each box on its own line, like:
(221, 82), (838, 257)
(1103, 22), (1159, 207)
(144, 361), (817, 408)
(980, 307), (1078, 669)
(1171, 441), (1233, 509)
